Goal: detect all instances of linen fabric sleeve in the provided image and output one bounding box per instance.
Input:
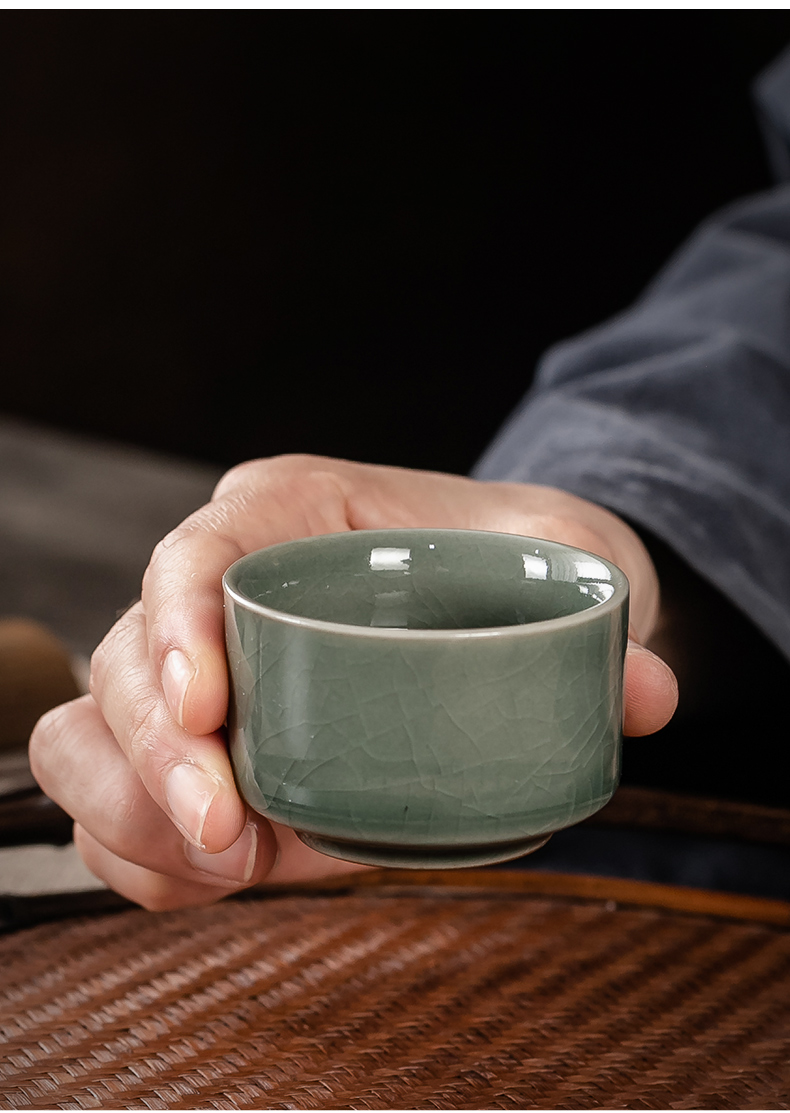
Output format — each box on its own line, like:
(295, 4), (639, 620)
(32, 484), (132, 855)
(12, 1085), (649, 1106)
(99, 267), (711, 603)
(472, 179), (790, 662)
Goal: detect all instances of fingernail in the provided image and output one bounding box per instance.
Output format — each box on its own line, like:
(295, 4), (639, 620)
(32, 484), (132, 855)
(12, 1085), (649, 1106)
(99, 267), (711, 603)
(185, 821), (258, 886)
(164, 762), (220, 849)
(161, 649), (193, 727)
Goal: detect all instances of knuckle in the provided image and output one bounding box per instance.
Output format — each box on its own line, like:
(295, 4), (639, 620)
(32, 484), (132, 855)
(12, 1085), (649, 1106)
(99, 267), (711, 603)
(212, 453), (331, 501)
(28, 693), (98, 801)
(146, 509), (218, 572)
(211, 454), (308, 501)
(28, 702), (66, 781)
(268, 458), (350, 516)
(147, 523), (191, 571)
(124, 695), (167, 767)
(88, 639), (108, 698)
(102, 786), (148, 857)
(141, 530), (193, 612)
(211, 458), (266, 500)
(211, 455), (349, 536)
(89, 605), (145, 700)
(264, 452), (322, 476)
(147, 510), (242, 569)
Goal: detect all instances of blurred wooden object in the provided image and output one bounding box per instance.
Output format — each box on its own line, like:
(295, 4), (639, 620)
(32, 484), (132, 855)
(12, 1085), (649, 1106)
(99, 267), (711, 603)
(0, 619), (79, 846)
(586, 783), (790, 846)
(0, 618), (80, 752)
(3, 871), (790, 1108)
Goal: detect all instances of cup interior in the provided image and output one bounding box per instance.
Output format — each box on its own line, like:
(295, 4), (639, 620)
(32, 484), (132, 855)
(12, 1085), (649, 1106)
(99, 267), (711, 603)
(224, 530), (623, 632)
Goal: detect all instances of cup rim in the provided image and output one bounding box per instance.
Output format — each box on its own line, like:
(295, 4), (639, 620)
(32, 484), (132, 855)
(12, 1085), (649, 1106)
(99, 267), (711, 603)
(222, 528), (629, 640)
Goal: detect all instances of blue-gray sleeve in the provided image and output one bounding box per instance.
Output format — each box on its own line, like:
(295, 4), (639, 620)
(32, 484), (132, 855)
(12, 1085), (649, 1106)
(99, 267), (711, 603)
(473, 150), (790, 661)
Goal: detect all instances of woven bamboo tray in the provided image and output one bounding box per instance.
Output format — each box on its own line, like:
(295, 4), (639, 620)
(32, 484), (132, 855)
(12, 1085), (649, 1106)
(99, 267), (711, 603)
(2, 869), (790, 1110)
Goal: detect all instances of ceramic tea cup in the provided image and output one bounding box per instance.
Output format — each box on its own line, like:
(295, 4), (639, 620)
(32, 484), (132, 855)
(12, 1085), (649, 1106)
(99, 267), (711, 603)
(223, 528), (629, 868)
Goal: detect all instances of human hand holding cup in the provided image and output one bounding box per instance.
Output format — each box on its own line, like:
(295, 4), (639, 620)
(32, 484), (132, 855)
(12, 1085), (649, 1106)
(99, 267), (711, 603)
(30, 456), (675, 909)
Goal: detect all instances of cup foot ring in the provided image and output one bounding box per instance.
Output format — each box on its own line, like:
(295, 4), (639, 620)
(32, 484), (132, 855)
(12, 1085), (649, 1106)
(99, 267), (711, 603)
(294, 830), (553, 869)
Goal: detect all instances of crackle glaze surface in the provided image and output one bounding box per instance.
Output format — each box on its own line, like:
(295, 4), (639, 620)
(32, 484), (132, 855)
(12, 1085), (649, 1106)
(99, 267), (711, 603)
(223, 530), (628, 867)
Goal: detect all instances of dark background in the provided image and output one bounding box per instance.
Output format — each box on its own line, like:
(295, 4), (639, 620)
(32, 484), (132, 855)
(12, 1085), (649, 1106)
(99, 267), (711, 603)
(3, 12), (790, 475)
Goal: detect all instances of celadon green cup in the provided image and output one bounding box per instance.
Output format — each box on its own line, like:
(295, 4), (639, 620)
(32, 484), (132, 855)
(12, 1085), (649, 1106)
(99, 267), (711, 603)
(223, 529), (629, 869)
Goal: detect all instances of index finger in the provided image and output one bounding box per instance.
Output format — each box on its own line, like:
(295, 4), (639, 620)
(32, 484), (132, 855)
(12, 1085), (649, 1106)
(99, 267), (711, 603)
(141, 456), (353, 736)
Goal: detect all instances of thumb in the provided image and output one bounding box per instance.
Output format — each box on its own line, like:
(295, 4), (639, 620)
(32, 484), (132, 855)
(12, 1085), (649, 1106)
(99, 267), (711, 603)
(623, 639), (678, 736)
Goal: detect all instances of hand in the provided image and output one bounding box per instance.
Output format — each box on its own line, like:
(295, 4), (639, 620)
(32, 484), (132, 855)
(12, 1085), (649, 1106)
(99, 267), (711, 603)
(30, 455), (678, 909)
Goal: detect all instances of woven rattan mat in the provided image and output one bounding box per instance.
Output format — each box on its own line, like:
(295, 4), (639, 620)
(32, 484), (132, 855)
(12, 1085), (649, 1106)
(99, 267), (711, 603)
(2, 870), (790, 1110)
